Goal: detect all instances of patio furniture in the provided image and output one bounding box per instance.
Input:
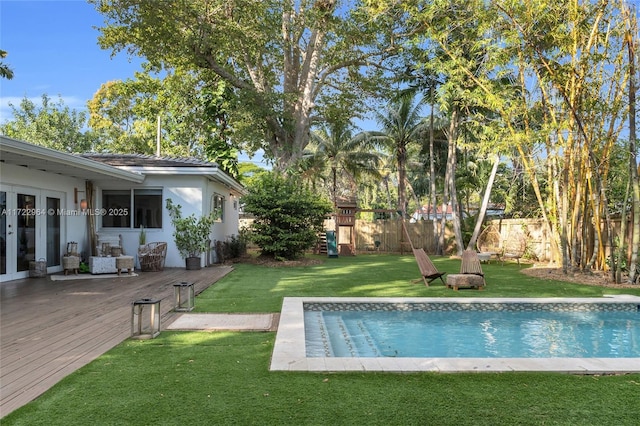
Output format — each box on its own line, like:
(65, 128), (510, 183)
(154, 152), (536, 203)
(502, 232), (526, 266)
(478, 225), (501, 255)
(96, 233), (123, 256)
(29, 258), (47, 278)
(116, 255), (135, 276)
(411, 248), (446, 286)
(447, 250), (485, 290)
(62, 255), (80, 275)
(89, 256), (118, 274)
(138, 242), (167, 272)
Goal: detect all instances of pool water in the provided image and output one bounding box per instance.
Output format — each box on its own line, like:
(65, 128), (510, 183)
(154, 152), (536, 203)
(305, 309), (640, 358)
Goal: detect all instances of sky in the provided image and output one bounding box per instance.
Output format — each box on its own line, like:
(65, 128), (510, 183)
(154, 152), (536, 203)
(0, 0), (267, 165)
(0, 0), (145, 121)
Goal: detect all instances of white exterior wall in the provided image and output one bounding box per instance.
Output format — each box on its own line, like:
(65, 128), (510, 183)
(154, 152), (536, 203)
(0, 163), (88, 279)
(94, 174), (241, 268)
(1, 153), (243, 280)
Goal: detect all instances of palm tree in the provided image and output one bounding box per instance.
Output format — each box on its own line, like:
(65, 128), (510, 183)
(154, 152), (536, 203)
(365, 93), (425, 218)
(308, 120), (382, 206)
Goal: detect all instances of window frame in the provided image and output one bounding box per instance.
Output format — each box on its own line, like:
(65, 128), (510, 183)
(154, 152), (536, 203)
(101, 188), (163, 229)
(211, 193), (224, 223)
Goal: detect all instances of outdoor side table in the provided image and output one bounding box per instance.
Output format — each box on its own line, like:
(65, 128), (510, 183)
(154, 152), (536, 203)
(62, 255), (80, 275)
(173, 281), (195, 312)
(116, 255), (134, 275)
(131, 298), (161, 339)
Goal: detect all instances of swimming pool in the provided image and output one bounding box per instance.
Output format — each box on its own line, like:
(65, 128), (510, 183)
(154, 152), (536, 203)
(270, 297), (640, 373)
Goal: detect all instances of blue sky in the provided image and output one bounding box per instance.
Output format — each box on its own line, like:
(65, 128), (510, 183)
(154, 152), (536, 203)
(0, 0), (145, 122)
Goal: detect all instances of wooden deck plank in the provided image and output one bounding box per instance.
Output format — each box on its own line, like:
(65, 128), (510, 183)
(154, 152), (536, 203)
(0, 266), (233, 417)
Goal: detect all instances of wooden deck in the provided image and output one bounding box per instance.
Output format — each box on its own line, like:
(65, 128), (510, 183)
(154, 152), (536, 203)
(0, 266), (233, 417)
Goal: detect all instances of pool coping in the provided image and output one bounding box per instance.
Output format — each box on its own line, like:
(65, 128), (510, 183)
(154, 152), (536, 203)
(270, 296), (640, 374)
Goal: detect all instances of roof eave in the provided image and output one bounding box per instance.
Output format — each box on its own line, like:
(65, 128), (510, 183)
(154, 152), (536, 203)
(0, 136), (145, 183)
(118, 165), (246, 195)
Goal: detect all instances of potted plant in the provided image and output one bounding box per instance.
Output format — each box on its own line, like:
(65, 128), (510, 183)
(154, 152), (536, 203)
(166, 198), (218, 270)
(138, 225), (146, 249)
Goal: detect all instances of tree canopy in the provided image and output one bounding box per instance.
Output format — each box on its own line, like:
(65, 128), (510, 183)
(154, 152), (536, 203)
(0, 94), (93, 152)
(87, 66), (239, 176)
(90, 0), (403, 170)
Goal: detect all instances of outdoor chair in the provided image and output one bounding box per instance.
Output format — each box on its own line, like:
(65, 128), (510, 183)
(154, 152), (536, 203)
(411, 248), (446, 286)
(138, 242), (167, 272)
(501, 232), (526, 266)
(477, 224), (502, 262)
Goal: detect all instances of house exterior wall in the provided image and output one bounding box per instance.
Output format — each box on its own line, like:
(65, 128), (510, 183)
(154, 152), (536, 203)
(94, 174), (241, 268)
(1, 163), (87, 280)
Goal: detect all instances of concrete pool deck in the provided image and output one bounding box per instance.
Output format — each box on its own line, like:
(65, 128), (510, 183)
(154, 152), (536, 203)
(270, 296), (640, 374)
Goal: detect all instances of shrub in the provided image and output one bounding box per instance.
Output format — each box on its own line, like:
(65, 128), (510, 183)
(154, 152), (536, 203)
(166, 198), (218, 258)
(242, 172), (333, 260)
(214, 234), (248, 262)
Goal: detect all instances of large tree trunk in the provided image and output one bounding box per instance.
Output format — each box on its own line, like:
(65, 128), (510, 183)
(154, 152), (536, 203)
(467, 154), (500, 251)
(446, 107), (464, 256)
(428, 87), (441, 254)
(626, 7), (639, 284)
(397, 140), (407, 217)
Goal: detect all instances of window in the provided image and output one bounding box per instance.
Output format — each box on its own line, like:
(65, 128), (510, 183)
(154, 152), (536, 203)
(101, 190), (131, 228)
(102, 189), (162, 229)
(134, 189), (163, 228)
(211, 194), (224, 222)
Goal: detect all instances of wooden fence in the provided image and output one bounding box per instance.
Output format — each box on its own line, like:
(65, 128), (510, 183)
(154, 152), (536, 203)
(336, 218), (552, 259)
(240, 216), (629, 262)
(240, 217), (549, 258)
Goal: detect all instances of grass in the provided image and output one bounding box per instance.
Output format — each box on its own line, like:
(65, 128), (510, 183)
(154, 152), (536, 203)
(4, 254), (640, 425)
(196, 254), (640, 312)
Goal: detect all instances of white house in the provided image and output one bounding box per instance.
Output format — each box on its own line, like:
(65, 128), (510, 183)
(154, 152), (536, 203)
(0, 136), (245, 281)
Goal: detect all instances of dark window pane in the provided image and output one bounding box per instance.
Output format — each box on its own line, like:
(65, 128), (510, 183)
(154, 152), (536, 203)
(134, 189), (162, 229)
(102, 190), (131, 228)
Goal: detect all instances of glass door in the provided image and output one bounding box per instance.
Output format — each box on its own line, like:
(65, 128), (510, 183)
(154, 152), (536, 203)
(47, 197), (61, 267)
(1, 187), (67, 281)
(1, 191), (6, 275)
(16, 193), (37, 272)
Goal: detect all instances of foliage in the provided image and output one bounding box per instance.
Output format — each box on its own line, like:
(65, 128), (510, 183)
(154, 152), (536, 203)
(237, 161), (270, 187)
(242, 172), (333, 260)
(364, 93), (427, 216)
(138, 226), (146, 246)
(78, 262), (90, 274)
(165, 198), (218, 258)
(214, 234), (247, 262)
(87, 66), (238, 176)
(304, 120), (382, 204)
(91, 0), (400, 170)
(0, 49), (14, 80)
(0, 94), (93, 152)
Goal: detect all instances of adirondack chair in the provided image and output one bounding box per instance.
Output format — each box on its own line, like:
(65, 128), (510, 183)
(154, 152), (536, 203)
(412, 248), (446, 286)
(446, 250), (485, 290)
(460, 250), (485, 286)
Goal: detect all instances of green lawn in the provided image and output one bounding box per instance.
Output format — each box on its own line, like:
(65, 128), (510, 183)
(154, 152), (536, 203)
(4, 254), (640, 425)
(196, 254), (640, 312)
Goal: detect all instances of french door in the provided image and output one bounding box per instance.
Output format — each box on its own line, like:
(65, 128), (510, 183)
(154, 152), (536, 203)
(0, 186), (63, 281)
